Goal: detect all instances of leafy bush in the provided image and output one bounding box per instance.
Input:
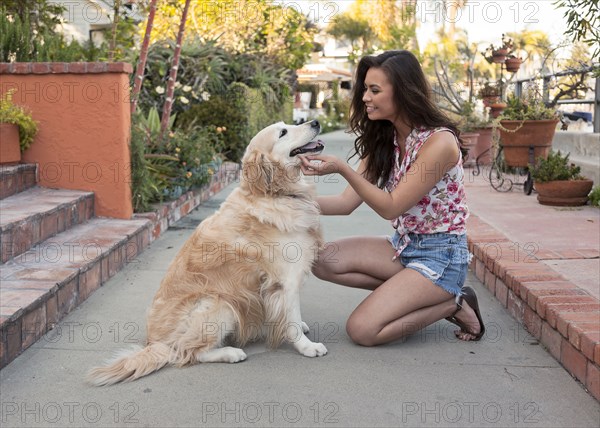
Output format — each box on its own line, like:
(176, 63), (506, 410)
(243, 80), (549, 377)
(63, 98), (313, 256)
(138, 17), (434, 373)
(176, 82), (292, 162)
(500, 87), (558, 121)
(136, 40), (294, 123)
(136, 40), (230, 118)
(130, 108), (217, 213)
(176, 95), (247, 161)
(589, 186), (600, 207)
(0, 89), (38, 151)
(0, 6), (92, 62)
(529, 150), (585, 183)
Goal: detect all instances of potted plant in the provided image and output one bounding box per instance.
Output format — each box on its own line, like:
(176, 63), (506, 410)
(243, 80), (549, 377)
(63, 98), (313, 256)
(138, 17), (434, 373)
(530, 150), (594, 206)
(477, 82), (500, 107)
(496, 86), (560, 168)
(482, 34), (514, 64)
(0, 89), (38, 164)
(505, 55), (523, 73)
(458, 101), (494, 167)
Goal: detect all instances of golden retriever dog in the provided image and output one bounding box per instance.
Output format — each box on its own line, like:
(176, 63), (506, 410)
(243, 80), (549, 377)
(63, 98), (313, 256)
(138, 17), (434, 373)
(88, 120), (326, 386)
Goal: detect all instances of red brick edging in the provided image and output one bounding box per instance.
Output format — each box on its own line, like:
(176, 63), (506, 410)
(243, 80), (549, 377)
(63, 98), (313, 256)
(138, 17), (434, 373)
(134, 161), (240, 242)
(467, 214), (600, 401)
(0, 62), (133, 75)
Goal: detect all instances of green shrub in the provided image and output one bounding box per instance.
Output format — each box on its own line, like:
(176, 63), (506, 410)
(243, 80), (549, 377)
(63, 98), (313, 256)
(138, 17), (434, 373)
(176, 82), (292, 162)
(136, 40), (231, 118)
(529, 150), (585, 183)
(176, 95), (247, 161)
(500, 91), (558, 121)
(0, 7), (90, 62)
(0, 89), (38, 151)
(130, 108), (217, 212)
(589, 185), (600, 207)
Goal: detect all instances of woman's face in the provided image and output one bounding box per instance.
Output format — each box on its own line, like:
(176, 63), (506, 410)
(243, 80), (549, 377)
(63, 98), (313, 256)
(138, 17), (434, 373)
(362, 67), (397, 122)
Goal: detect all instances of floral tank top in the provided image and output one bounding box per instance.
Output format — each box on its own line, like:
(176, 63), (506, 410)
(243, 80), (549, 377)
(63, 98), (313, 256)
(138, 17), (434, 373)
(385, 127), (469, 258)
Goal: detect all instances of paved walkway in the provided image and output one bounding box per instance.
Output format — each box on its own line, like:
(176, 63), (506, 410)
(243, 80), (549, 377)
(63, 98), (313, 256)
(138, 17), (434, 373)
(465, 163), (599, 300)
(1, 130), (599, 427)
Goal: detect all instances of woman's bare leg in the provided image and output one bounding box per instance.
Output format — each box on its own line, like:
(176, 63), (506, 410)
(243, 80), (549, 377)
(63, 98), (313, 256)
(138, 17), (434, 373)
(313, 236), (403, 290)
(313, 236), (482, 344)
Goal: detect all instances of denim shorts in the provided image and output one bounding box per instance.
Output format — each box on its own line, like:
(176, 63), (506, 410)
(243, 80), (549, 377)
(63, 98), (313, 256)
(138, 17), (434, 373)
(388, 232), (471, 296)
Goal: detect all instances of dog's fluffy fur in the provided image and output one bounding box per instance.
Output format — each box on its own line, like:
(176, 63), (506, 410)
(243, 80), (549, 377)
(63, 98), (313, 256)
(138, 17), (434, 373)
(88, 121), (326, 386)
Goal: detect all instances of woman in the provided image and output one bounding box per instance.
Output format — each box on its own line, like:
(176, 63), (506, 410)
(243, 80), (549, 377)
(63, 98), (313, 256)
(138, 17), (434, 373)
(299, 50), (485, 346)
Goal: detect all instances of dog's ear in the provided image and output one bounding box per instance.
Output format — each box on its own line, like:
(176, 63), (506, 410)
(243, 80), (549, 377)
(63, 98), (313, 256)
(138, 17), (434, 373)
(241, 150), (288, 196)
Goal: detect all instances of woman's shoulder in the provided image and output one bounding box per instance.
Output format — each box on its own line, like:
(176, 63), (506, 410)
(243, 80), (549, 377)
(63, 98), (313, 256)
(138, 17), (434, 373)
(409, 126), (456, 145)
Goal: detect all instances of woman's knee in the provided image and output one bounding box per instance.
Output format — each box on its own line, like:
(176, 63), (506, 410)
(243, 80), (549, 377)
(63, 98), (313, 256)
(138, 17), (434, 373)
(311, 256), (335, 281)
(346, 315), (378, 347)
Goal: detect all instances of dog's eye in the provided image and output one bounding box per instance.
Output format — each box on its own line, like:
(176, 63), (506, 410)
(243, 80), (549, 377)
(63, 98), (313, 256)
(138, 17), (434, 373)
(279, 129), (288, 138)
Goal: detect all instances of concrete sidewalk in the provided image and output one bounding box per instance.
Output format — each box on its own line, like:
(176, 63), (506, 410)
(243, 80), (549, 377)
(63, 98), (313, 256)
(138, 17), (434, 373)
(1, 130), (599, 427)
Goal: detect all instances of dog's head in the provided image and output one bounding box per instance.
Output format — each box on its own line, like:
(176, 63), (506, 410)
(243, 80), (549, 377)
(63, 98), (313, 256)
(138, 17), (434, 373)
(241, 121), (324, 196)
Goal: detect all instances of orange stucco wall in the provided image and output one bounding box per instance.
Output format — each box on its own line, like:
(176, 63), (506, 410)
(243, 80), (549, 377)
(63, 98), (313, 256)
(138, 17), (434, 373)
(0, 63), (133, 219)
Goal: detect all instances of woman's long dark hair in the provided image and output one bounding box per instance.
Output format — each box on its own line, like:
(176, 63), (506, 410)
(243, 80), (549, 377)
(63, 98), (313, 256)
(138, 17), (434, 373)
(349, 50), (463, 188)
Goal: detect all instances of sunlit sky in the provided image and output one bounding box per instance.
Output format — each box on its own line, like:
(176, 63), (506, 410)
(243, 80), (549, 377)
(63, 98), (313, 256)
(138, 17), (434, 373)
(279, 0), (569, 48)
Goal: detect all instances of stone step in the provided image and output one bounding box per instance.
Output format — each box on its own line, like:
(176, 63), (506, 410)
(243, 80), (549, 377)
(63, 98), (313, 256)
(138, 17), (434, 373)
(0, 217), (151, 368)
(0, 187), (95, 263)
(0, 164), (37, 200)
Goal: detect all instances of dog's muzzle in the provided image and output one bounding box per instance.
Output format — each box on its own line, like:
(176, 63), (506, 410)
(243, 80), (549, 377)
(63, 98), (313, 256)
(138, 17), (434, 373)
(290, 140), (324, 157)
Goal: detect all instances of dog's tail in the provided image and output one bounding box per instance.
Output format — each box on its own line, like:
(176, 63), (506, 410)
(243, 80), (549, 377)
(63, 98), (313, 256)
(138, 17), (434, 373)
(86, 343), (171, 386)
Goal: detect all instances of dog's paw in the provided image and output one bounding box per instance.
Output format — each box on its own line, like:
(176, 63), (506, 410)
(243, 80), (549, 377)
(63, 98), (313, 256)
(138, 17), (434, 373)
(301, 321), (310, 334)
(198, 346), (247, 363)
(298, 341), (327, 358)
(225, 347), (247, 363)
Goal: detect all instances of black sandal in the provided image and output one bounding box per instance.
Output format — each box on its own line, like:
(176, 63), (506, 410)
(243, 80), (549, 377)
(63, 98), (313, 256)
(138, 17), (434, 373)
(445, 287), (485, 341)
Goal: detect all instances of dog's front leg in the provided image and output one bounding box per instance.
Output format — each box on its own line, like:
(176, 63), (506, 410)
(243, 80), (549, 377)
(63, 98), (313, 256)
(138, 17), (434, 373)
(285, 288), (327, 357)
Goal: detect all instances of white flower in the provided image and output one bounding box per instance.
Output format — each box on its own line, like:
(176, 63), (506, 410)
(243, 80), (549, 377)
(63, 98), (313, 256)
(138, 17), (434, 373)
(8, 52), (16, 63)
(7, 15), (14, 23)
(201, 91), (210, 101)
(175, 81), (182, 88)
(155, 86), (165, 94)
(182, 85), (192, 92)
(179, 96), (189, 104)
(339, 113), (344, 118)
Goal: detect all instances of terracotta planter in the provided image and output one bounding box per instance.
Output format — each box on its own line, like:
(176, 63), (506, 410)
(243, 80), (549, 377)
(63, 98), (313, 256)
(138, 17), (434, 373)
(489, 102), (507, 119)
(498, 119), (559, 168)
(505, 57), (522, 73)
(461, 132), (479, 167)
(492, 48), (508, 63)
(470, 126), (493, 165)
(482, 95), (499, 107)
(535, 179), (594, 206)
(0, 123), (21, 164)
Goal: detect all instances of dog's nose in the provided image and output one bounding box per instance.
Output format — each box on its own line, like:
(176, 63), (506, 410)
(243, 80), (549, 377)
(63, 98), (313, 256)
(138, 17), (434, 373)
(311, 120), (320, 129)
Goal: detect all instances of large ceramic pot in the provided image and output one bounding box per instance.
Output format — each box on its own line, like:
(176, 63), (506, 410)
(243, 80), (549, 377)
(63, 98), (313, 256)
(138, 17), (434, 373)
(0, 123), (21, 164)
(535, 179), (594, 206)
(498, 119), (559, 168)
(461, 132), (479, 167)
(470, 126), (493, 165)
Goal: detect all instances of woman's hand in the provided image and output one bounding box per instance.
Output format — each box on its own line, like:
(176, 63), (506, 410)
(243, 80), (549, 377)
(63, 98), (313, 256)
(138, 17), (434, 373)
(299, 154), (347, 176)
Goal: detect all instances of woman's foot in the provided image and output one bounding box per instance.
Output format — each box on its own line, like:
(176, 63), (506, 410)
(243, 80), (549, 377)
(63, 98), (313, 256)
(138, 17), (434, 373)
(446, 287), (485, 341)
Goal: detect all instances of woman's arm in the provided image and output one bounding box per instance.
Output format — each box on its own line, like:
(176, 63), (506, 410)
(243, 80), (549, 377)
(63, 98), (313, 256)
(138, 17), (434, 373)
(315, 159), (366, 215)
(300, 131), (459, 220)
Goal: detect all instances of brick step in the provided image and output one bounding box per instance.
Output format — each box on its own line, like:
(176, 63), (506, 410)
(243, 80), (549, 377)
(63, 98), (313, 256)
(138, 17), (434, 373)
(0, 164), (37, 200)
(0, 217), (151, 368)
(0, 187), (94, 263)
